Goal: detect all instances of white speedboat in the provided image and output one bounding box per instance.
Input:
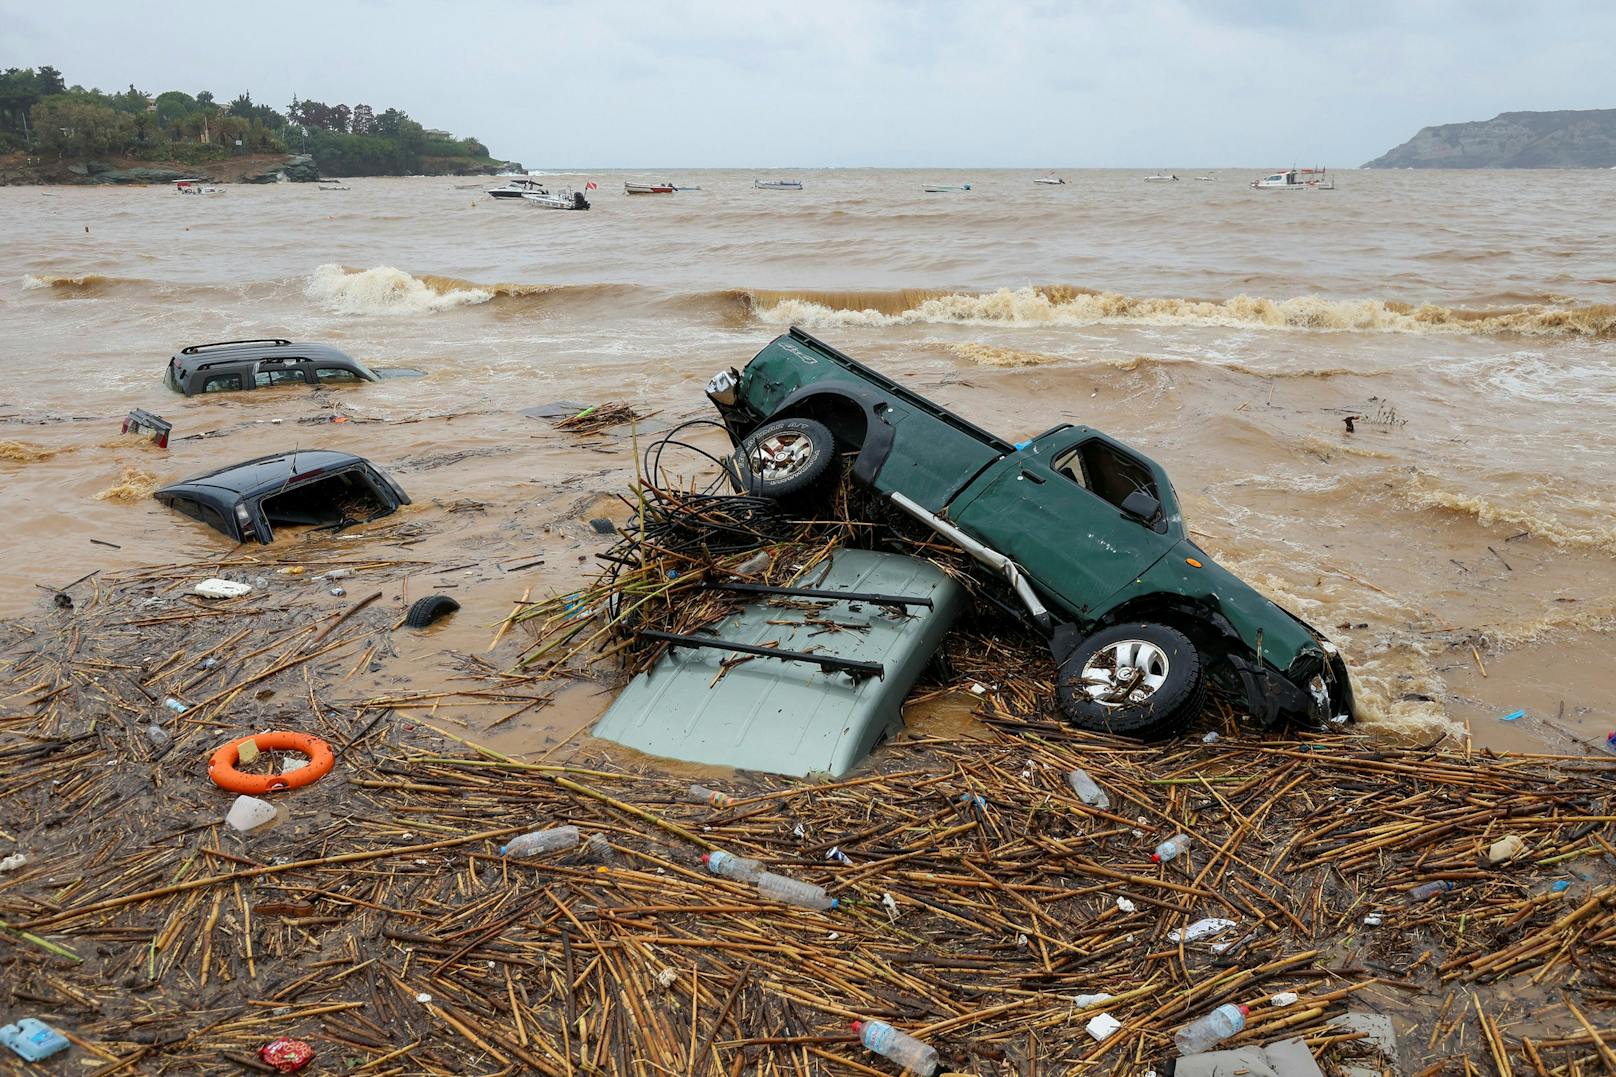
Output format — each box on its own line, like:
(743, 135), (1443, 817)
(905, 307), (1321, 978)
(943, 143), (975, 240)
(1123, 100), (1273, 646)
(1144, 172), (1179, 182)
(754, 179), (803, 190)
(174, 180), (225, 194)
(521, 188), (591, 210)
(625, 181), (676, 194)
(486, 178), (551, 199)
(1034, 174), (1066, 185)
(923, 182), (972, 192)
(1251, 167), (1334, 191)
(318, 183), (351, 191)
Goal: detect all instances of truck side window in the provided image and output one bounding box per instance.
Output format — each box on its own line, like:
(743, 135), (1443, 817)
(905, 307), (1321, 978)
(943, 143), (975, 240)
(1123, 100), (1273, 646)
(1052, 440), (1158, 511)
(202, 374), (241, 393)
(315, 367), (359, 382)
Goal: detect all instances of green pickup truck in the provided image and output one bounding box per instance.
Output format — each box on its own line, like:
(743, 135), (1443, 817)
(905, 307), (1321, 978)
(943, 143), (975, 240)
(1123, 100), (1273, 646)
(704, 327), (1355, 736)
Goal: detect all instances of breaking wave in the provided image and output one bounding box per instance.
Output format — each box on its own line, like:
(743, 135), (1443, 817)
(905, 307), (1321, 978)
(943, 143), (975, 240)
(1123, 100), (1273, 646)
(306, 264), (496, 315)
(1399, 472), (1616, 555)
(745, 285), (1616, 339)
(22, 273), (127, 293)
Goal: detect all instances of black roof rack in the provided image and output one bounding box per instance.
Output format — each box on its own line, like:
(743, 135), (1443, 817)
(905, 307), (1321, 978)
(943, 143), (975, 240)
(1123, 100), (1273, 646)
(180, 338), (291, 355)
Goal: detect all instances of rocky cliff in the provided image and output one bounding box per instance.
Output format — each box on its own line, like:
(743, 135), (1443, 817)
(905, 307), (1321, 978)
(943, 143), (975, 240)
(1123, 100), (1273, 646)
(1365, 109), (1616, 168)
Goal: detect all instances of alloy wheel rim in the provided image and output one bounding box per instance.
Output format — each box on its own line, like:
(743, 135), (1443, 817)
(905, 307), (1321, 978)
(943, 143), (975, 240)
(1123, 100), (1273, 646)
(1079, 639), (1170, 707)
(751, 431), (814, 481)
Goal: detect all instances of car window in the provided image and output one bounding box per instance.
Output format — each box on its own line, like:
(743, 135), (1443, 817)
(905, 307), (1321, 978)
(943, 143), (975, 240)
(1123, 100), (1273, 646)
(202, 374), (241, 393)
(165, 495), (202, 520)
(314, 367), (360, 382)
(255, 368), (307, 387)
(1052, 440), (1158, 511)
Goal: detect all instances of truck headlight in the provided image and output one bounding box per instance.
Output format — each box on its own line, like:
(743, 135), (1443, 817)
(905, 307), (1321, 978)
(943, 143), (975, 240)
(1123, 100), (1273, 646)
(1307, 673), (1329, 715)
(705, 368), (740, 406)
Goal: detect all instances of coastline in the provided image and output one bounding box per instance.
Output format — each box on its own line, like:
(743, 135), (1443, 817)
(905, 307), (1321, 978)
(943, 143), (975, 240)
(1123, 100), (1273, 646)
(0, 150), (511, 186)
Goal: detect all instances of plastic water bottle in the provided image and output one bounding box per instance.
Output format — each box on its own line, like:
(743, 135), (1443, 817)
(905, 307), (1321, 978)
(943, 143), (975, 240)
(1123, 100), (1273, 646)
(757, 871), (837, 910)
(144, 723), (171, 748)
(1408, 880), (1455, 902)
(162, 697), (189, 715)
(584, 833), (619, 865)
(1066, 768), (1110, 809)
(1173, 1003), (1248, 1055)
(500, 826), (579, 857)
(852, 1020), (939, 1075)
(1152, 833), (1192, 863)
(703, 850), (763, 882)
(689, 784), (735, 809)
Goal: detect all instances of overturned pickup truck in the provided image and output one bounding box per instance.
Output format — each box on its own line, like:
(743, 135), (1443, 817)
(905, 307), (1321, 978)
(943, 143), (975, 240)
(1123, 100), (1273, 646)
(705, 328), (1354, 735)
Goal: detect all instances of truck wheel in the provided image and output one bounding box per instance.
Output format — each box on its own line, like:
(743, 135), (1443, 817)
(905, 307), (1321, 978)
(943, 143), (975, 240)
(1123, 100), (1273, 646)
(1055, 622), (1205, 737)
(731, 417), (836, 501)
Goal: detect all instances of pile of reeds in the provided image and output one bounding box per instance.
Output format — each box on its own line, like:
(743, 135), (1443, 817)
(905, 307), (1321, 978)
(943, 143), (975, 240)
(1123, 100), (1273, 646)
(551, 402), (654, 436)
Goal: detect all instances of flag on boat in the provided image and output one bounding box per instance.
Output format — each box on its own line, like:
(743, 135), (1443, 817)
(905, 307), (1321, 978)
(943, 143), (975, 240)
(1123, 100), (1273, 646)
(585, 181), (597, 190)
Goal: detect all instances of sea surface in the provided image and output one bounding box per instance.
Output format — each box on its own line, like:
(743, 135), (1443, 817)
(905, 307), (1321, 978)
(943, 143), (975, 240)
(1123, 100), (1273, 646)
(1, 168), (1612, 750)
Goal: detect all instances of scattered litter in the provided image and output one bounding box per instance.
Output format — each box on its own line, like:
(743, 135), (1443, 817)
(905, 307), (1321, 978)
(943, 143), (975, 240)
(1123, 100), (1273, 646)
(1085, 1012), (1122, 1042)
(881, 892), (900, 921)
(208, 731), (335, 794)
(826, 846), (853, 865)
(500, 826), (580, 857)
(1486, 834), (1528, 864)
(1270, 991), (1300, 1007)
(1071, 992), (1114, 1009)
(702, 850), (764, 882)
(656, 967), (679, 989)
(734, 550), (770, 576)
(1168, 917), (1238, 943)
(689, 784), (736, 809)
(194, 578), (252, 599)
(0, 853), (27, 873)
(1066, 767), (1110, 808)
(1408, 880), (1455, 902)
(1499, 708), (1526, 721)
(1362, 913), (1384, 926)
(1, 1018), (70, 1062)
(758, 871), (837, 910)
(162, 696), (190, 714)
(551, 401), (652, 435)
(1174, 1003), (1248, 1055)
(1152, 833), (1192, 863)
(404, 594), (460, 628)
(970, 682), (988, 695)
(584, 832), (619, 865)
(415, 992), (433, 1003)
(853, 1020), (939, 1074)
(225, 794), (279, 834)
(1115, 896), (1136, 913)
(257, 1038), (315, 1072)
(328, 586), (347, 597)
(1202, 731), (1220, 744)
(589, 517), (617, 535)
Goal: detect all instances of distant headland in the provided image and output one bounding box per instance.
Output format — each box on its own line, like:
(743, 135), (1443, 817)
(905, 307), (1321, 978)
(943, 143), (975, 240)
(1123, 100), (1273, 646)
(0, 65), (519, 184)
(1364, 108), (1616, 169)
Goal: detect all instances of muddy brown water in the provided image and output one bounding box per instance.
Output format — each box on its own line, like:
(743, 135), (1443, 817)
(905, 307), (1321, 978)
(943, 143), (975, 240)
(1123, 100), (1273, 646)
(1, 169), (1612, 755)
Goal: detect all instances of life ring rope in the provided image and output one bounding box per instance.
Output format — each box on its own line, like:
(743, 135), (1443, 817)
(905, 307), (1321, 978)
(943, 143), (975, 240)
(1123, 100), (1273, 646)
(209, 731), (334, 794)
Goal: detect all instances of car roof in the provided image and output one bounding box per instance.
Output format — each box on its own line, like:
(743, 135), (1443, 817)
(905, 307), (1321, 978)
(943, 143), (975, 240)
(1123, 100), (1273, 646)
(171, 340), (360, 372)
(158, 450), (371, 498)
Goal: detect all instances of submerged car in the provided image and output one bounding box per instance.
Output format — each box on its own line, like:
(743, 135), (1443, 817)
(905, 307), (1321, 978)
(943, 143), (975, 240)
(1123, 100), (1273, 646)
(154, 450), (409, 544)
(165, 339), (378, 395)
(704, 327), (1355, 736)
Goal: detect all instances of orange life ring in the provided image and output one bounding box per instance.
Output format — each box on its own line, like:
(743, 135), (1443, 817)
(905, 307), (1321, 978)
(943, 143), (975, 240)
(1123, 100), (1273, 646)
(209, 731), (334, 794)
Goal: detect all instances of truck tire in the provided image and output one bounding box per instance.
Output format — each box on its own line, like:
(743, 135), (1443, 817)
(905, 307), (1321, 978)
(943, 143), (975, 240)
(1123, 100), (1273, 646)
(405, 594), (460, 628)
(731, 417), (836, 502)
(1055, 622), (1205, 737)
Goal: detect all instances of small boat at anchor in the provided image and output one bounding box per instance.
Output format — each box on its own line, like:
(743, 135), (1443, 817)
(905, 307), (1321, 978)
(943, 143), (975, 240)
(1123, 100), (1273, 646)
(486, 177), (551, 199)
(1034, 174), (1066, 185)
(754, 179), (803, 190)
(1251, 167), (1335, 191)
(174, 179), (225, 194)
(923, 182), (972, 193)
(624, 181), (676, 194)
(1144, 172), (1179, 182)
(521, 187), (591, 210)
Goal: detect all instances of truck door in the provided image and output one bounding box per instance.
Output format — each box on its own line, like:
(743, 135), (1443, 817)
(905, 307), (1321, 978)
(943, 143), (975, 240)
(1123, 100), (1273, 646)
(951, 432), (1179, 620)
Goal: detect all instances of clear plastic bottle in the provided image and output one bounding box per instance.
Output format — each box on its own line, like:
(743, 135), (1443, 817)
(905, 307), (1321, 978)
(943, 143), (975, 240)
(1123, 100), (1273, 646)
(702, 850), (765, 882)
(500, 826), (580, 857)
(1408, 880), (1454, 902)
(1066, 768), (1110, 809)
(1152, 833), (1192, 863)
(144, 723), (171, 749)
(852, 1020), (939, 1074)
(585, 833), (619, 865)
(1173, 1003), (1248, 1055)
(163, 697), (189, 715)
(757, 871), (837, 910)
(689, 784), (735, 809)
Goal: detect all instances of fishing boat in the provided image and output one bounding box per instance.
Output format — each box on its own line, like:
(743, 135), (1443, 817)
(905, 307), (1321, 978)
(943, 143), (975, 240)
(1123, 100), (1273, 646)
(521, 187), (591, 210)
(1250, 167), (1335, 191)
(1144, 172), (1179, 182)
(318, 183), (351, 191)
(1034, 174), (1066, 185)
(923, 183), (972, 193)
(486, 177), (551, 199)
(754, 179), (803, 190)
(173, 180), (224, 194)
(624, 182), (676, 194)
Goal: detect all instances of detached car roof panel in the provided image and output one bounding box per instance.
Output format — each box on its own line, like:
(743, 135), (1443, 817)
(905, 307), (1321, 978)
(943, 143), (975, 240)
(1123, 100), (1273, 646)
(593, 549), (964, 778)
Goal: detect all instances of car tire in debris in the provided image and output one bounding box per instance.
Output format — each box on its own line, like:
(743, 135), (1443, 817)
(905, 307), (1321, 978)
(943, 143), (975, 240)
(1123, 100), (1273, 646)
(404, 594), (461, 628)
(730, 417), (837, 502)
(1054, 622), (1205, 736)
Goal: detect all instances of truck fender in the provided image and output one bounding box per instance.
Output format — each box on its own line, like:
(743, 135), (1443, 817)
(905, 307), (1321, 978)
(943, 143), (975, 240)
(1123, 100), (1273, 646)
(766, 384), (896, 485)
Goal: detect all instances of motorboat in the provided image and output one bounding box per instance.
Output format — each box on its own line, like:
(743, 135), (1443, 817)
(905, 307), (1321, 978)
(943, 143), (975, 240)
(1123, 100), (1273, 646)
(486, 177), (551, 199)
(1034, 174), (1066, 185)
(625, 181), (676, 194)
(318, 183), (351, 191)
(923, 183), (972, 192)
(1144, 172), (1179, 182)
(174, 180), (225, 194)
(754, 179), (803, 190)
(1251, 167), (1335, 191)
(521, 187), (591, 210)
(1194, 174), (1215, 182)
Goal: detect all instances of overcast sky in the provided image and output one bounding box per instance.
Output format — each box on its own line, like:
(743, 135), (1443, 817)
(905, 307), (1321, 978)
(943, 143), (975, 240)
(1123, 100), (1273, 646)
(4, 1), (1612, 167)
